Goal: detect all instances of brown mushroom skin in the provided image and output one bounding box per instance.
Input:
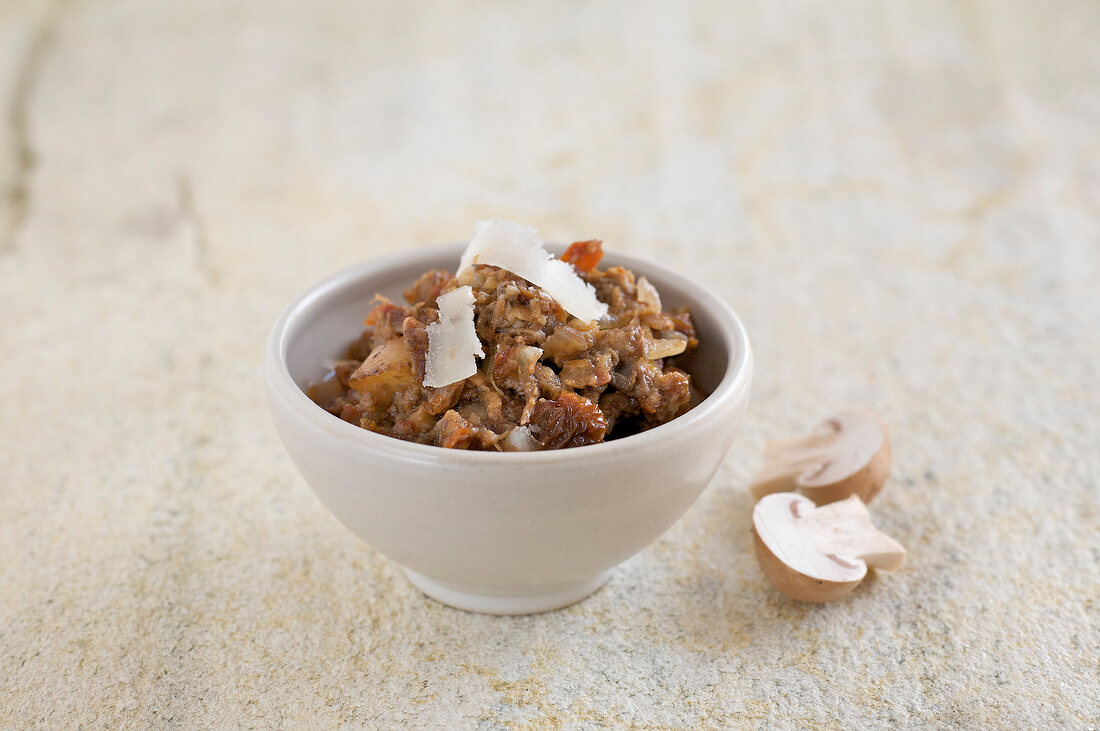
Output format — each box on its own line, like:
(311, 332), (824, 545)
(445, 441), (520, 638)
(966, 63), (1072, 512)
(803, 427), (891, 505)
(752, 529), (861, 603)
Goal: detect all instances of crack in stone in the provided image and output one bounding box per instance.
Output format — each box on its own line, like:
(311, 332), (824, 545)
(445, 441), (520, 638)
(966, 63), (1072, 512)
(175, 173), (218, 285)
(3, 0), (66, 255)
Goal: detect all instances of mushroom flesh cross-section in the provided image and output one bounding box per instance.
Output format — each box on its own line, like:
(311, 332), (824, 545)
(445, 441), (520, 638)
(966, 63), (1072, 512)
(752, 492), (906, 603)
(750, 409), (892, 505)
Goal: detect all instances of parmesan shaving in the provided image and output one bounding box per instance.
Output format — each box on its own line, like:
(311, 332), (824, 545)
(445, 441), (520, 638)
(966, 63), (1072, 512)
(457, 218), (609, 322)
(423, 285), (484, 388)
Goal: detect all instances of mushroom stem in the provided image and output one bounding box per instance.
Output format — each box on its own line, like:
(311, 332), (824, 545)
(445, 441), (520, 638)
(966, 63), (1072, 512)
(750, 421), (846, 499)
(750, 433), (835, 500)
(800, 496), (907, 571)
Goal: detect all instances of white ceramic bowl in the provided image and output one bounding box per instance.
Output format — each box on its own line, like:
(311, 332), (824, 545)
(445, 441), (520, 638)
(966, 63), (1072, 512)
(264, 242), (752, 614)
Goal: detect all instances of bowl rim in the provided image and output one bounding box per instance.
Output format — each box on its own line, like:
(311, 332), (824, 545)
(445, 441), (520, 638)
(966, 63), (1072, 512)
(265, 241), (752, 466)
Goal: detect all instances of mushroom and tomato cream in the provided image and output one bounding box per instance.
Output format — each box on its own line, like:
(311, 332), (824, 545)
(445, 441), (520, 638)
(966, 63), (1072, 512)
(307, 220), (700, 450)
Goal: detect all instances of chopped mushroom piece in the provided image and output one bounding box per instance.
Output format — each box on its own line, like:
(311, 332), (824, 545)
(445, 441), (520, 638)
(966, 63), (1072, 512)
(752, 493), (906, 603)
(645, 335), (688, 360)
(750, 409), (891, 505)
(501, 425), (541, 452)
(348, 339), (416, 406)
(635, 276), (662, 311)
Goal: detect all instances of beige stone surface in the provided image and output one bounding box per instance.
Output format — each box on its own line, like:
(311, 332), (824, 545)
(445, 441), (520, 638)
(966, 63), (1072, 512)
(2, 0), (1098, 727)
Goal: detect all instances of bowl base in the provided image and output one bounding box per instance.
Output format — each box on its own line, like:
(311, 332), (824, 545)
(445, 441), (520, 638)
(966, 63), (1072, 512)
(403, 569), (611, 615)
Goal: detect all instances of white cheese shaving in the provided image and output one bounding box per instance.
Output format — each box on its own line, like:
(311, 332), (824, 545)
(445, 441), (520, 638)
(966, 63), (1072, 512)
(457, 218), (609, 322)
(423, 285), (484, 388)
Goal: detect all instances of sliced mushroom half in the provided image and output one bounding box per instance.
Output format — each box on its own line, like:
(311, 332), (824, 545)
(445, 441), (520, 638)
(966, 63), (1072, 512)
(750, 409), (891, 505)
(752, 493), (906, 603)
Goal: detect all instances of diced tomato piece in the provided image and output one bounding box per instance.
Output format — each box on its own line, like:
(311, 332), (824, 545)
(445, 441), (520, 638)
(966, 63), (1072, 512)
(561, 240), (604, 272)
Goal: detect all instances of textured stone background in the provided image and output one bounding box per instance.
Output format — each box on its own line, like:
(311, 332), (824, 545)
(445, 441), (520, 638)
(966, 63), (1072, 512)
(1, 0), (1097, 727)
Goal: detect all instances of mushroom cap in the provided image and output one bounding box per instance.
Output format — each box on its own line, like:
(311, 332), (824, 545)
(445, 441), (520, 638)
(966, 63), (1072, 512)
(752, 493), (906, 603)
(750, 409), (892, 505)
